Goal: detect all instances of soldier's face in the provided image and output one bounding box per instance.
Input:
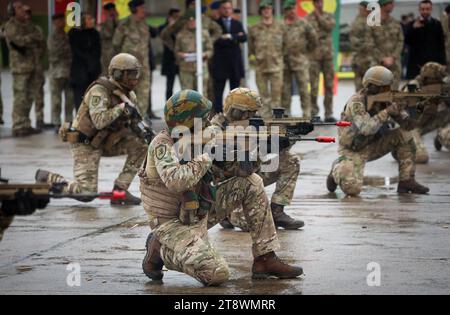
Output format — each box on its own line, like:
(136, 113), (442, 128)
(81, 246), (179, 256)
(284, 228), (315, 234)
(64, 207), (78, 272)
(13, 2), (27, 21)
(187, 18), (196, 29)
(54, 18), (65, 30)
(135, 5), (147, 20)
(382, 3), (394, 14)
(284, 7), (296, 19)
(84, 14), (95, 29)
(261, 6), (273, 19)
(419, 3), (432, 19)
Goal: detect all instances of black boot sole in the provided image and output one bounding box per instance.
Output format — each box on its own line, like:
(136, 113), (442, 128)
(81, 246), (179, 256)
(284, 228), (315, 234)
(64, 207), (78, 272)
(252, 269), (304, 280)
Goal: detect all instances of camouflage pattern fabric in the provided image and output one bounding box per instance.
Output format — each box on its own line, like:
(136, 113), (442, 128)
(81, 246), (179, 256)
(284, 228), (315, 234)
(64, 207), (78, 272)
(350, 14), (373, 91)
(113, 17), (151, 116)
(331, 90), (416, 196)
(4, 17), (44, 131)
(249, 20), (285, 117)
(438, 123), (450, 149)
(282, 18), (318, 117)
(365, 15), (404, 90)
(441, 13), (450, 69)
(100, 19), (117, 74)
(306, 12), (336, 118)
(48, 28), (73, 125)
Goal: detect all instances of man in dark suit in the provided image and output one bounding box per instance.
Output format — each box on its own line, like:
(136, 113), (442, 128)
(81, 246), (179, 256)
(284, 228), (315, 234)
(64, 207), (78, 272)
(405, 0), (446, 79)
(211, 0), (247, 112)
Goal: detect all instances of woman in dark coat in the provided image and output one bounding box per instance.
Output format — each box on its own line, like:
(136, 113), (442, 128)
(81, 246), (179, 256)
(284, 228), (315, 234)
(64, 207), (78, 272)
(68, 13), (102, 111)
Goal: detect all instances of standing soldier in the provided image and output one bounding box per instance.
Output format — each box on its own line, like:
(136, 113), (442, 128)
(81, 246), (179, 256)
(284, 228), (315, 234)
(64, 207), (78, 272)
(365, 0), (404, 90)
(48, 13), (73, 132)
(326, 66), (429, 197)
(100, 2), (118, 75)
(281, 0), (318, 117)
(350, 1), (372, 91)
(113, 0), (152, 117)
(35, 53), (148, 206)
(140, 89), (303, 285)
(174, 14), (213, 95)
(442, 6), (450, 69)
(248, 0), (285, 118)
(24, 5), (47, 130)
(212, 88), (304, 230)
(4, 1), (43, 137)
(306, 0), (336, 122)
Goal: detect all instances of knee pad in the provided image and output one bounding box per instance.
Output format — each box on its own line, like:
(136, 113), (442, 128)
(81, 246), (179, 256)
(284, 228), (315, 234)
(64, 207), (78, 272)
(201, 263), (230, 287)
(340, 180), (362, 196)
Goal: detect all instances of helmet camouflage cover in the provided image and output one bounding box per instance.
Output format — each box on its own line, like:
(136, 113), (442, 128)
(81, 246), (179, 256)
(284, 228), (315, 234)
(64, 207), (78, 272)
(164, 90), (212, 131)
(419, 62), (447, 82)
(362, 66), (394, 88)
(223, 88), (263, 118)
(108, 53), (141, 77)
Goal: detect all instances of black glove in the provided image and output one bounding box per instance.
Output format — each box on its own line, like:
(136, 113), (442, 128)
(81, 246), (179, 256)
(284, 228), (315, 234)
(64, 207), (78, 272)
(123, 103), (141, 120)
(1, 190), (49, 216)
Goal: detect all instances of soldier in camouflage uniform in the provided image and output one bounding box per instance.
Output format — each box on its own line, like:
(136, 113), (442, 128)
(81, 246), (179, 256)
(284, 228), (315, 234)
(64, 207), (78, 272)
(365, 0), (404, 90)
(113, 0), (152, 117)
(248, 0), (285, 118)
(443, 7), (450, 69)
(436, 123), (450, 151)
(327, 66), (429, 197)
(23, 5), (47, 129)
(140, 89), (303, 286)
(4, 1), (43, 137)
(174, 14), (213, 96)
(210, 88), (304, 231)
(100, 2), (118, 75)
(306, 0), (336, 122)
(48, 13), (73, 131)
(350, 1), (372, 91)
(404, 62), (450, 163)
(281, 0), (318, 118)
(35, 54), (147, 206)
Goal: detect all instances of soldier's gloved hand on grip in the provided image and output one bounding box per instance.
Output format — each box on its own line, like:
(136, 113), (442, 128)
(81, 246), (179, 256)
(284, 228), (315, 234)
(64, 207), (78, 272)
(1, 190), (50, 216)
(121, 103), (141, 120)
(386, 102), (402, 117)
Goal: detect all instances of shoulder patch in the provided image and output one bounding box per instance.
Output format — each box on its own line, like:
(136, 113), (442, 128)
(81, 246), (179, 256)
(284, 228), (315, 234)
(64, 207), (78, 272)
(155, 145), (167, 160)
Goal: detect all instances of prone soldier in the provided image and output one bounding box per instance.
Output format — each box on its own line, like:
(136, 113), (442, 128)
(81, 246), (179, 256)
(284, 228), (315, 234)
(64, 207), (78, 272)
(34, 53), (148, 206)
(327, 66), (429, 196)
(140, 90), (303, 286)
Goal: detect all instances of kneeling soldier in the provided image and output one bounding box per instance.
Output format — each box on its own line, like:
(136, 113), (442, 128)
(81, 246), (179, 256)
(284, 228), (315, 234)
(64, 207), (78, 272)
(35, 53), (148, 205)
(140, 90), (303, 286)
(327, 66), (429, 196)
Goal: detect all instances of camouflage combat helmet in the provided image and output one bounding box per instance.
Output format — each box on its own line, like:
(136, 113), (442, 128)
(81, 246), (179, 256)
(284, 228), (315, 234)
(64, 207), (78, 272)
(223, 88), (262, 119)
(283, 0), (297, 9)
(164, 90), (212, 131)
(362, 66), (394, 88)
(108, 53), (142, 90)
(419, 62), (447, 83)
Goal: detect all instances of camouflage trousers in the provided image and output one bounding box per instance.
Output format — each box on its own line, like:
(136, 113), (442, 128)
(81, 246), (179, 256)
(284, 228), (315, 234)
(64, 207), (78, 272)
(227, 151), (300, 231)
(413, 108), (450, 161)
(438, 123), (450, 150)
(179, 68), (210, 99)
(136, 66), (151, 117)
(12, 72), (37, 131)
(45, 134), (147, 194)
(34, 69), (45, 123)
(255, 70), (283, 118)
(309, 58), (334, 119)
(50, 77), (74, 125)
(352, 62), (371, 92)
(332, 128), (416, 196)
(148, 174), (280, 286)
(282, 66), (312, 118)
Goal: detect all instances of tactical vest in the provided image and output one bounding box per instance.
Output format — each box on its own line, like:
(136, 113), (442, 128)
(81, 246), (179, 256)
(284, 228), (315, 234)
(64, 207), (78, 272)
(139, 130), (182, 222)
(72, 77), (130, 138)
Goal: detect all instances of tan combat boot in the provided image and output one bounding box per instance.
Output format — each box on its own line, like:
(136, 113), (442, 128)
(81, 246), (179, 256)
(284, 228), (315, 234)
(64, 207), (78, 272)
(252, 251), (303, 279)
(397, 178), (430, 194)
(271, 203), (304, 230)
(142, 233), (164, 281)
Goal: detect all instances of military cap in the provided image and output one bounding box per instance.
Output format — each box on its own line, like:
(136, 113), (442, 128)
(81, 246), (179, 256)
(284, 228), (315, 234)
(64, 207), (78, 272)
(260, 0), (273, 9)
(128, 0), (145, 9)
(103, 2), (116, 10)
(359, 1), (369, 6)
(378, 0), (394, 6)
(210, 1), (221, 10)
(283, 0), (297, 9)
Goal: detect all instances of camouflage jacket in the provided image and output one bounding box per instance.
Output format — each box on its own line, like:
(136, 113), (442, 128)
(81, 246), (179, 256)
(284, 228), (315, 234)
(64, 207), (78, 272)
(306, 12), (335, 61)
(174, 27), (213, 72)
(365, 16), (404, 66)
(140, 129), (213, 220)
(349, 14), (373, 67)
(284, 18), (318, 70)
(338, 90), (391, 152)
(4, 17), (43, 74)
(100, 19), (117, 56)
(442, 13), (450, 64)
(160, 15), (222, 52)
(249, 20), (285, 73)
(48, 29), (72, 79)
(112, 17), (150, 69)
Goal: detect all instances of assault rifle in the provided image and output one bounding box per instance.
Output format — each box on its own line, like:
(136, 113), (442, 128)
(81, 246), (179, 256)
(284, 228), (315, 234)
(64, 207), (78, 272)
(367, 89), (450, 111)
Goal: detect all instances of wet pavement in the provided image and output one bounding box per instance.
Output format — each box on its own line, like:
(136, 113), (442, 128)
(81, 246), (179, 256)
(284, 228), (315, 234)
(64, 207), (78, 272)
(0, 71), (449, 295)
